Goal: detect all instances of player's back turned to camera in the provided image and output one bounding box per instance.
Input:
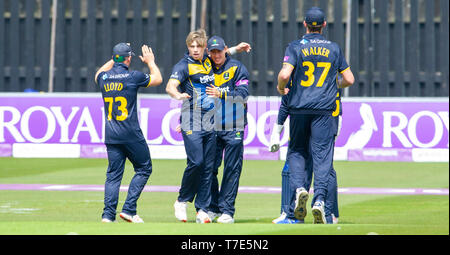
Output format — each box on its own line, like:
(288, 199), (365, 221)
(94, 43), (162, 223)
(276, 7), (354, 224)
(278, 9), (354, 110)
(96, 43), (163, 142)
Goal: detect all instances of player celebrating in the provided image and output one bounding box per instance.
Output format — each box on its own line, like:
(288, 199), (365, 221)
(95, 43), (162, 223)
(276, 7), (354, 224)
(205, 36), (250, 224)
(167, 29), (252, 223)
(166, 29), (217, 224)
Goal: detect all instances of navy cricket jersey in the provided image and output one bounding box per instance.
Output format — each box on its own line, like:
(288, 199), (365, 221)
(283, 33), (349, 114)
(278, 86), (342, 127)
(169, 52), (216, 130)
(212, 54), (250, 130)
(96, 62), (151, 144)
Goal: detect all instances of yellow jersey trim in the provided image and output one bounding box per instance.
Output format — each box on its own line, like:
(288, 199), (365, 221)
(168, 78), (181, 85)
(340, 67), (350, 74)
(145, 76), (152, 87)
(214, 66), (238, 87)
(188, 58), (212, 76)
(283, 62), (295, 69)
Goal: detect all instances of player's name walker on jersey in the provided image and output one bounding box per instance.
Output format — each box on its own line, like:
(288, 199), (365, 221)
(301, 46), (330, 58)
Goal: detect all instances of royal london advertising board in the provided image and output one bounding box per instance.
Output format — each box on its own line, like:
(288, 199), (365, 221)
(0, 93), (448, 162)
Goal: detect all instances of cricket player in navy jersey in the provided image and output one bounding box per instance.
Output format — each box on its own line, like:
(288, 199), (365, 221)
(276, 7), (354, 224)
(166, 29), (217, 224)
(204, 36), (250, 224)
(166, 29), (251, 224)
(94, 43), (163, 223)
(270, 87), (342, 224)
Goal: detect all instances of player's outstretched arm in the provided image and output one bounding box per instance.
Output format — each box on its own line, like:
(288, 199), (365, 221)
(94, 59), (114, 84)
(140, 45), (163, 87)
(228, 42), (252, 55)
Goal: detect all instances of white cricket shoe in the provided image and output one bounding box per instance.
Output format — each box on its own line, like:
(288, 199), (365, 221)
(294, 188), (309, 221)
(207, 211), (221, 222)
(101, 218), (114, 223)
(272, 212), (287, 224)
(312, 201), (327, 224)
(217, 213), (234, 224)
(174, 200), (188, 222)
(119, 212), (144, 223)
(196, 210), (212, 223)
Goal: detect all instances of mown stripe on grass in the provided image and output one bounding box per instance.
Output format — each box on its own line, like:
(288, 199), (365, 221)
(0, 184), (448, 195)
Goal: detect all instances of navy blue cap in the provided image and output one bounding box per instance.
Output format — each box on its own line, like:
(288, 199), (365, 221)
(112, 43), (135, 58)
(305, 7), (325, 26)
(207, 36), (226, 51)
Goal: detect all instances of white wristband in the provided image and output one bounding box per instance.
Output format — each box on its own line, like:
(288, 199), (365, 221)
(275, 124), (284, 135)
(229, 46), (237, 55)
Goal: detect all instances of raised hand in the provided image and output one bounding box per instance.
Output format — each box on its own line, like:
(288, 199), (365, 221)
(139, 45), (155, 64)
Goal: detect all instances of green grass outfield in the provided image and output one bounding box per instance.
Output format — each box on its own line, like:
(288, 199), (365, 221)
(0, 158), (448, 235)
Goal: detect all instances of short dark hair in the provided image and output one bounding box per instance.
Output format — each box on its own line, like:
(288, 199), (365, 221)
(307, 24), (323, 33)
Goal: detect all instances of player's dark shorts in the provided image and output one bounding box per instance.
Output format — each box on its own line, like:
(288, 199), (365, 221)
(178, 130), (216, 212)
(105, 140), (152, 174)
(287, 113), (335, 202)
(210, 130), (244, 216)
(103, 139), (152, 219)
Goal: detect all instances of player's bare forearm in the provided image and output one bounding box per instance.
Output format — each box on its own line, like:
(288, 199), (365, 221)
(228, 42), (252, 55)
(277, 64), (293, 95)
(140, 45), (163, 87)
(94, 59), (114, 84)
(166, 79), (191, 100)
(147, 61), (163, 87)
(338, 68), (355, 88)
(165, 80), (180, 99)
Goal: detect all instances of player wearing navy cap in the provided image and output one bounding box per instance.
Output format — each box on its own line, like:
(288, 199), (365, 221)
(95, 43), (162, 223)
(166, 29), (251, 224)
(204, 36), (250, 224)
(276, 7), (354, 224)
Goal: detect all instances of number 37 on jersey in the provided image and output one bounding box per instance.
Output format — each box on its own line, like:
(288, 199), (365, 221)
(301, 61), (331, 88)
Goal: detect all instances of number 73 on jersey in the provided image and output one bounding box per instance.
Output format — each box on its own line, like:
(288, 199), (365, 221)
(104, 96), (128, 121)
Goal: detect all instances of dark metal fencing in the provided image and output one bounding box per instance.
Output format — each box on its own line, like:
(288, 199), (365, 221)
(0, 0), (448, 97)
